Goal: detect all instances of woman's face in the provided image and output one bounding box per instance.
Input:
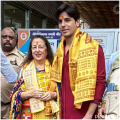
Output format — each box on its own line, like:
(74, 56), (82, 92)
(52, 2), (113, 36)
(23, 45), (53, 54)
(31, 38), (47, 62)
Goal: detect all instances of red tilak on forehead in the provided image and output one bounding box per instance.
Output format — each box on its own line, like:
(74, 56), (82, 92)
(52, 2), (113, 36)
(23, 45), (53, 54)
(36, 41), (38, 45)
(61, 16), (64, 19)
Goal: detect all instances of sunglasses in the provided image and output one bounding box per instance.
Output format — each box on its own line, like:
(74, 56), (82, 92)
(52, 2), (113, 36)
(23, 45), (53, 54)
(2, 35), (14, 40)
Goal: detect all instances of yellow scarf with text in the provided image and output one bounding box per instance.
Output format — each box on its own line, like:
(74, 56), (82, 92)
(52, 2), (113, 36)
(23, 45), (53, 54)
(23, 60), (59, 115)
(51, 28), (99, 109)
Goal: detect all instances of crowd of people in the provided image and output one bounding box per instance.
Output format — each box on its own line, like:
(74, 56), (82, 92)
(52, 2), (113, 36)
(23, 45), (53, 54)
(1, 3), (119, 119)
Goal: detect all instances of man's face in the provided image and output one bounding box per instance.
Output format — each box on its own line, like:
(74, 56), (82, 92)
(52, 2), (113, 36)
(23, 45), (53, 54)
(58, 12), (80, 39)
(1, 28), (16, 52)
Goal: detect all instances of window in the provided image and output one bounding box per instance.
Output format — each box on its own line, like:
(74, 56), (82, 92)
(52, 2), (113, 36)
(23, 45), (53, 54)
(4, 2), (25, 28)
(47, 19), (58, 28)
(47, 21), (56, 28)
(30, 13), (42, 28)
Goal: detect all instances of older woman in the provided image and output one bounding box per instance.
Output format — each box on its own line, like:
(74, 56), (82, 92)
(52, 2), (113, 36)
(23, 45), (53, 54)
(9, 35), (60, 119)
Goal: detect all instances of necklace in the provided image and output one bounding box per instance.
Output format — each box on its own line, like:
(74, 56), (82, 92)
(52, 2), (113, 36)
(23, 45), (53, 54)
(36, 64), (45, 70)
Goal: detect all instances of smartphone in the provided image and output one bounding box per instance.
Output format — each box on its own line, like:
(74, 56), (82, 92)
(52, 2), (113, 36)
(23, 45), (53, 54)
(107, 83), (114, 92)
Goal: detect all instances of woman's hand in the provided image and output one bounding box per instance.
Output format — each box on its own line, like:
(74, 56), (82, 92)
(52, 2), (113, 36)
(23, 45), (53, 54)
(21, 88), (44, 100)
(28, 88), (44, 98)
(40, 92), (57, 101)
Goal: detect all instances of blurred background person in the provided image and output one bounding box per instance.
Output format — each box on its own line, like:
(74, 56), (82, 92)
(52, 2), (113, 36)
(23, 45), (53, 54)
(106, 50), (119, 79)
(0, 48), (17, 82)
(98, 51), (119, 119)
(1, 27), (25, 119)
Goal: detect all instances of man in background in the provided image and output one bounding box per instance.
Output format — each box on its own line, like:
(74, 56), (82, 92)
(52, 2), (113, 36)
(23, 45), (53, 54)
(98, 51), (119, 119)
(1, 27), (25, 119)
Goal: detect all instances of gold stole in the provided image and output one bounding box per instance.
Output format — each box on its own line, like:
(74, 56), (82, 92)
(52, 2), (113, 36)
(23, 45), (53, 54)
(51, 28), (99, 109)
(23, 60), (59, 114)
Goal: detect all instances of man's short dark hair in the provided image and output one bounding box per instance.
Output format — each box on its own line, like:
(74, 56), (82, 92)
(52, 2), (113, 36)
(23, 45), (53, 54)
(55, 3), (80, 21)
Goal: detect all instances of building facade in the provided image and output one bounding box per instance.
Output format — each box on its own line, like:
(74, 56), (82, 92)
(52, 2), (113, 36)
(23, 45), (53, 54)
(1, 1), (64, 29)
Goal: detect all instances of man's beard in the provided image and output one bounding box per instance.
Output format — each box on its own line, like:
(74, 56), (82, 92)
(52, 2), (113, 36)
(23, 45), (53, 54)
(2, 45), (15, 52)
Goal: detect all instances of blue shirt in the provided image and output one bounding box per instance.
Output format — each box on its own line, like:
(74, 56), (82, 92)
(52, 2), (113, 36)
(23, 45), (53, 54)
(106, 50), (119, 80)
(1, 48), (17, 83)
